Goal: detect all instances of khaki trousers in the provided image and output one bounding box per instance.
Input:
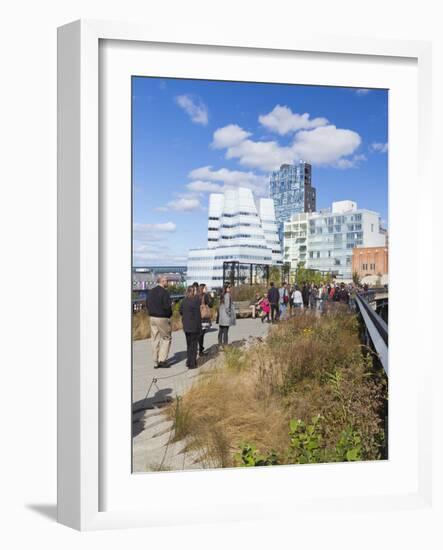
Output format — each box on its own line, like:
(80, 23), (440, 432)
(150, 316), (172, 364)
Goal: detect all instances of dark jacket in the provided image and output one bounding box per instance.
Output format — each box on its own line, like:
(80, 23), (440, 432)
(179, 296), (202, 333)
(302, 285), (310, 306)
(337, 289), (350, 304)
(146, 285), (172, 318)
(267, 286), (280, 305)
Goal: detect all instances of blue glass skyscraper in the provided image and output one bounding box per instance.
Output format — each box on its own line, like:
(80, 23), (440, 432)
(269, 161), (316, 244)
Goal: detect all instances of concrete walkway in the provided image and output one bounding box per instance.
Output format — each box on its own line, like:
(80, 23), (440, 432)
(132, 318), (269, 411)
(132, 318), (270, 472)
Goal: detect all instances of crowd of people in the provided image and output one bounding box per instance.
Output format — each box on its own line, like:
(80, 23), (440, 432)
(145, 275), (360, 371)
(145, 276), (235, 371)
(252, 280), (356, 323)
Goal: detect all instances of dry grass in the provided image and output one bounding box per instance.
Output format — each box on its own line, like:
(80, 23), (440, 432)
(168, 310), (387, 467)
(132, 304), (184, 341)
(170, 350), (290, 467)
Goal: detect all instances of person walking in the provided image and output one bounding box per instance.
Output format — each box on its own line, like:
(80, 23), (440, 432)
(217, 284), (235, 347)
(291, 285), (304, 313)
(309, 285), (318, 310)
(146, 275), (173, 369)
(288, 284), (295, 316)
(279, 282), (290, 319)
(198, 283), (213, 356)
(302, 282), (310, 309)
(179, 286), (202, 369)
(267, 281), (280, 323)
(337, 283), (350, 307)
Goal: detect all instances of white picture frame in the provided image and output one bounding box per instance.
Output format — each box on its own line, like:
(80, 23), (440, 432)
(57, 19), (434, 531)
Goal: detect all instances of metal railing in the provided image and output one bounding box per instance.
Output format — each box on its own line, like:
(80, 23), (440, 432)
(355, 292), (388, 376)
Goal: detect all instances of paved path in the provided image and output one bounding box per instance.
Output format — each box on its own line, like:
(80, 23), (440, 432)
(132, 318), (270, 472)
(132, 318), (269, 411)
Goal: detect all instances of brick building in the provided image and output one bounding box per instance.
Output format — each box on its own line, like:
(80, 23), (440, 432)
(352, 246), (388, 279)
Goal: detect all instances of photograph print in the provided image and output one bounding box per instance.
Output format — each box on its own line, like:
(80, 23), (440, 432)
(132, 77), (389, 472)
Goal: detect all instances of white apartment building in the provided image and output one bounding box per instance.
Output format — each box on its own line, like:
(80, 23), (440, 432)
(186, 187), (282, 289)
(283, 200), (386, 279)
(283, 212), (309, 270)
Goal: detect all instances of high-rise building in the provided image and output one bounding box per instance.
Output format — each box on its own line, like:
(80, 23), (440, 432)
(282, 212), (309, 269)
(283, 200), (386, 279)
(186, 187), (282, 289)
(269, 161), (316, 243)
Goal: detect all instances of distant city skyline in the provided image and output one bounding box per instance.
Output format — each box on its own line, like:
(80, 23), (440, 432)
(132, 77), (388, 266)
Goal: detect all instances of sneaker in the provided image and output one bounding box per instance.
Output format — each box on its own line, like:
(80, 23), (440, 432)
(153, 362), (159, 369)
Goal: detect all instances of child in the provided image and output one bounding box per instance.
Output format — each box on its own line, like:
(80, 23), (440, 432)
(258, 295), (270, 323)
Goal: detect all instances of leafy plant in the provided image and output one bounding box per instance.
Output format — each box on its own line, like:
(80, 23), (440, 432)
(334, 427), (362, 462)
(287, 415), (326, 464)
(235, 443), (280, 467)
(326, 370), (348, 423)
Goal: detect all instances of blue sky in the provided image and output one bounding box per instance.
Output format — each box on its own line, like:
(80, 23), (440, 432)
(132, 77), (388, 266)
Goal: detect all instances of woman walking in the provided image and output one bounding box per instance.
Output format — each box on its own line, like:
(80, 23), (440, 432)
(179, 286), (202, 369)
(217, 284), (235, 348)
(198, 283), (213, 356)
(291, 285), (304, 313)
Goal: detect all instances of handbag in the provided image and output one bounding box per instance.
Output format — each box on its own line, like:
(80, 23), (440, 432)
(200, 294), (212, 320)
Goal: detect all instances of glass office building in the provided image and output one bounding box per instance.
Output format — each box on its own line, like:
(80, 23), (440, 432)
(283, 200), (386, 279)
(186, 187), (282, 289)
(269, 161), (316, 243)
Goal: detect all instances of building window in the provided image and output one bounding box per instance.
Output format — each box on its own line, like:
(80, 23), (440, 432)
(371, 223), (374, 232)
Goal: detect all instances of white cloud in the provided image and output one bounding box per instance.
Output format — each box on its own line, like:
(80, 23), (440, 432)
(211, 122), (362, 171)
(133, 242), (187, 265)
(211, 124), (251, 148)
(186, 180), (224, 193)
(225, 138), (294, 171)
(133, 222), (176, 241)
(188, 166), (269, 195)
(133, 222), (182, 264)
(355, 88), (371, 96)
(371, 142), (388, 153)
(175, 94), (208, 125)
(336, 154), (367, 169)
(259, 105), (328, 135)
(156, 197), (203, 212)
(292, 125), (362, 165)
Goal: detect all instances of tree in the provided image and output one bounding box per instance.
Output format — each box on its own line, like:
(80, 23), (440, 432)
(269, 266), (281, 286)
(352, 271), (361, 286)
(282, 262), (290, 284)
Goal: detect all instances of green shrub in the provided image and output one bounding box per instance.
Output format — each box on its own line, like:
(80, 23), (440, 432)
(235, 444), (280, 467)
